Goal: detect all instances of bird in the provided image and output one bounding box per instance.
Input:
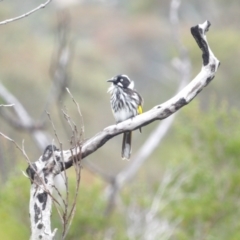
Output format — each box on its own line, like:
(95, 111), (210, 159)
(107, 74), (143, 160)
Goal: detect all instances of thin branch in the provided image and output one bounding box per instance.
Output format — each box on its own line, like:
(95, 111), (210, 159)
(0, 132), (62, 209)
(0, 0), (52, 25)
(46, 91), (83, 239)
(46, 111), (69, 222)
(60, 90), (83, 239)
(66, 88), (85, 139)
(0, 104), (14, 107)
(0, 83), (40, 128)
(26, 136), (82, 239)
(0, 82), (50, 150)
(63, 146), (82, 239)
(0, 132), (30, 163)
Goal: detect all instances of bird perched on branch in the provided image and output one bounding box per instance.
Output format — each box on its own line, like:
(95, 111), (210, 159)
(107, 74), (143, 160)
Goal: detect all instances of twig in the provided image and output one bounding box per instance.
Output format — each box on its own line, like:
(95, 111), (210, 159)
(46, 93), (83, 239)
(61, 92), (83, 238)
(63, 145), (82, 239)
(65, 88), (112, 203)
(0, 0), (52, 25)
(0, 104), (14, 107)
(0, 132), (30, 162)
(46, 112), (69, 218)
(66, 88), (85, 139)
(0, 132), (62, 210)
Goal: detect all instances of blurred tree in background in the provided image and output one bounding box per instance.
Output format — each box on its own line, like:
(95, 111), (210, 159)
(0, 0), (239, 239)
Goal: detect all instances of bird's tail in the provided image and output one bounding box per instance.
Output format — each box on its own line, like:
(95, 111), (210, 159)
(122, 131), (132, 160)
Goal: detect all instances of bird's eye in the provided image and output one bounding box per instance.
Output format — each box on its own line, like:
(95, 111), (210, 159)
(120, 79), (123, 82)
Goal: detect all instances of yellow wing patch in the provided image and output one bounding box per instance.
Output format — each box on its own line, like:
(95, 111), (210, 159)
(137, 105), (143, 115)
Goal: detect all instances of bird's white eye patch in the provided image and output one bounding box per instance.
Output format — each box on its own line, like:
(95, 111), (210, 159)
(120, 79), (123, 82)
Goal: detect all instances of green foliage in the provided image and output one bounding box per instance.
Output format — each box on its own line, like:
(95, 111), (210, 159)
(1, 101), (240, 240)
(159, 101), (240, 239)
(0, 169), (30, 240)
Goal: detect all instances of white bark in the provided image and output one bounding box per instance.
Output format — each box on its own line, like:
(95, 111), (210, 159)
(27, 21), (220, 238)
(27, 146), (73, 240)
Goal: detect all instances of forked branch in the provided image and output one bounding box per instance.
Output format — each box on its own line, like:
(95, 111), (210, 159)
(61, 20), (219, 168)
(26, 21), (219, 239)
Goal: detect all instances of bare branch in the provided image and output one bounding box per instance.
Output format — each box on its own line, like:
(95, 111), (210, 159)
(0, 132), (30, 163)
(80, 21), (218, 160)
(0, 111), (81, 239)
(0, 82), (50, 150)
(62, 147), (82, 239)
(0, 104), (14, 107)
(25, 21), (219, 239)
(31, 21), (219, 173)
(66, 88), (85, 138)
(43, 94), (83, 239)
(27, 145), (82, 239)
(0, 0), (52, 25)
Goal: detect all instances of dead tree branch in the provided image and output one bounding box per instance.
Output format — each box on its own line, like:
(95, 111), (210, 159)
(73, 21), (219, 165)
(0, 0), (52, 25)
(25, 21), (219, 238)
(28, 20), (219, 173)
(26, 90), (83, 240)
(0, 104), (14, 107)
(0, 83), (50, 150)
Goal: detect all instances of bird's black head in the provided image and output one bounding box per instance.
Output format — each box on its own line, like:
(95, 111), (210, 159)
(107, 74), (133, 89)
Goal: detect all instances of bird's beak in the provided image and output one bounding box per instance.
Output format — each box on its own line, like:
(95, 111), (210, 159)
(107, 79), (114, 83)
